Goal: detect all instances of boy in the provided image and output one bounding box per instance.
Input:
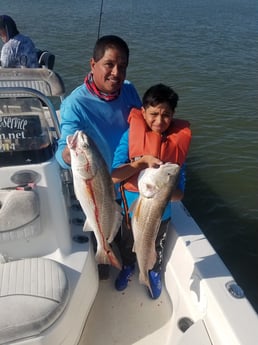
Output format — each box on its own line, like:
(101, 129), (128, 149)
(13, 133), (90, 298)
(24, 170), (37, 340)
(111, 84), (191, 299)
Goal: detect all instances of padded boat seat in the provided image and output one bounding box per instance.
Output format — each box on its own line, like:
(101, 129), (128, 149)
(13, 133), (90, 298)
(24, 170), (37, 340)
(38, 50), (55, 70)
(0, 68), (65, 97)
(0, 257), (69, 344)
(0, 189), (40, 241)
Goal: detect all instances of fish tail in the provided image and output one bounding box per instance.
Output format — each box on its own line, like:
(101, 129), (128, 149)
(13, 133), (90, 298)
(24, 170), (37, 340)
(107, 250), (122, 270)
(139, 271), (152, 294)
(95, 246), (121, 270)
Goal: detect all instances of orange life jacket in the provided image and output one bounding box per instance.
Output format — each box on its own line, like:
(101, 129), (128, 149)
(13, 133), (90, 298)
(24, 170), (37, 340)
(123, 108), (192, 192)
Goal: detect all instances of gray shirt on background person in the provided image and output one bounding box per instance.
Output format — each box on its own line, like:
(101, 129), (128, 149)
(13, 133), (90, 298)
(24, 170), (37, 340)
(0, 15), (38, 68)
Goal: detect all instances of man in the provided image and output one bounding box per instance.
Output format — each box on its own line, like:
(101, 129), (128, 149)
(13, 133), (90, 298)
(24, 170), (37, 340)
(55, 35), (141, 279)
(56, 35), (141, 171)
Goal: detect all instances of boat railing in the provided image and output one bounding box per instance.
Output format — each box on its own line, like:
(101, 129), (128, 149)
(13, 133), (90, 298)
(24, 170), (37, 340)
(0, 87), (61, 138)
(0, 68), (65, 138)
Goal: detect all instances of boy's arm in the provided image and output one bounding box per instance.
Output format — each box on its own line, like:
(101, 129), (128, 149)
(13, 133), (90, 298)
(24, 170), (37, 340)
(111, 130), (162, 184)
(111, 155), (162, 184)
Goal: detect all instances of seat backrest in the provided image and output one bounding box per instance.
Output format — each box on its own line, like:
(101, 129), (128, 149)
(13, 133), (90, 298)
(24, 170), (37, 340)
(37, 50), (55, 70)
(0, 189), (41, 242)
(0, 68), (65, 97)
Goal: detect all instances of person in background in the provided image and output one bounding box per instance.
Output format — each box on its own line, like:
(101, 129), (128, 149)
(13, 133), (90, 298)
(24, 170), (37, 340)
(55, 34), (141, 172)
(111, 84), (192, 299)
(0, 14), (38, 68)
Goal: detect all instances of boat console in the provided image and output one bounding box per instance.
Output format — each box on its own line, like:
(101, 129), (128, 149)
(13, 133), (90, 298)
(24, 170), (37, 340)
(0, 97), (55, 166)
(0, 69), (98, 345)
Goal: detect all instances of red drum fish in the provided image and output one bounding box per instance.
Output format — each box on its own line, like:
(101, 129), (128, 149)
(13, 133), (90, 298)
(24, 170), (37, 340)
(131, 163), (180, 292)
(67, 130), (122, 270)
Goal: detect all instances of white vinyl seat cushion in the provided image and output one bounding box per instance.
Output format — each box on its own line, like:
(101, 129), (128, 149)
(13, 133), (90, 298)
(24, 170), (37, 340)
(0, 257), (69, 344)
(0, 190), (41, 241)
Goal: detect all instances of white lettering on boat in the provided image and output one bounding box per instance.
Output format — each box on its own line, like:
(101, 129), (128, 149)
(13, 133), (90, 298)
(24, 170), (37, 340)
(0, 117), (28, 130)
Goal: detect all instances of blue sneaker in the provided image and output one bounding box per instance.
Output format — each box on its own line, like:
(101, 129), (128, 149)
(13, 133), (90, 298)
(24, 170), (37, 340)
(115, 265), (135, 291)
(148, 270), (162, 299)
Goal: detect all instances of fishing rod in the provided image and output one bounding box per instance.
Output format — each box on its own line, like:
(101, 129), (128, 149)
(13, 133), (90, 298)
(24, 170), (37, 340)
(97, 0), (104, 39)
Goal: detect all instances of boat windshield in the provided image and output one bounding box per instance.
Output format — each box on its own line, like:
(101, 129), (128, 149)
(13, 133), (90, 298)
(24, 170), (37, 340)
(0, 97), (54, 166)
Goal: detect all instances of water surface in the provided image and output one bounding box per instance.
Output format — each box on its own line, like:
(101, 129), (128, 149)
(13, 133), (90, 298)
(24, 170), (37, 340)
(2, 0), (258, 311)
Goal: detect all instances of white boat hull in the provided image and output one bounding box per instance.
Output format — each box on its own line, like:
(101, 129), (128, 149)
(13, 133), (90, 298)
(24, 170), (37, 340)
(78, 202), (258, 345)
(0, 160), (99, 345)
(0, 68), (257, 345)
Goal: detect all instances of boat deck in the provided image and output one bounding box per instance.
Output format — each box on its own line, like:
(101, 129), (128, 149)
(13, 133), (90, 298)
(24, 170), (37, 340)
(79, 267), (172, 345)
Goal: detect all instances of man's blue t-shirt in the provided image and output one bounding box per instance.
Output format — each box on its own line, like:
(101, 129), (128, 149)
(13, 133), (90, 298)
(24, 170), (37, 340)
(55, 80), (141, 171)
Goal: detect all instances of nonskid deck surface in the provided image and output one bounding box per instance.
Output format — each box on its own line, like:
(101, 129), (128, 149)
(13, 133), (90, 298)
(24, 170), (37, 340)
(79, 266), (172, 345)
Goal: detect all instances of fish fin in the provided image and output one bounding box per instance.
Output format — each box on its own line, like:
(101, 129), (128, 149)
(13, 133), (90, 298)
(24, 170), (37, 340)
(66, 131), (79, 148)
(128, 199), (137, 213)
(107, 214), (122, 243)
(107, 204), (123, 243)
(66, 134), (73, 147)
(137, 246), (156, 293)
(83, 219), (93, 232)
(133, 199), (142, 222)
(115, 201), (123, 213)
(139, 271), (152, 292)
(149, 246), (157, 269)
(107, 249), (122, 270)
(142, 183), (158, 198)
